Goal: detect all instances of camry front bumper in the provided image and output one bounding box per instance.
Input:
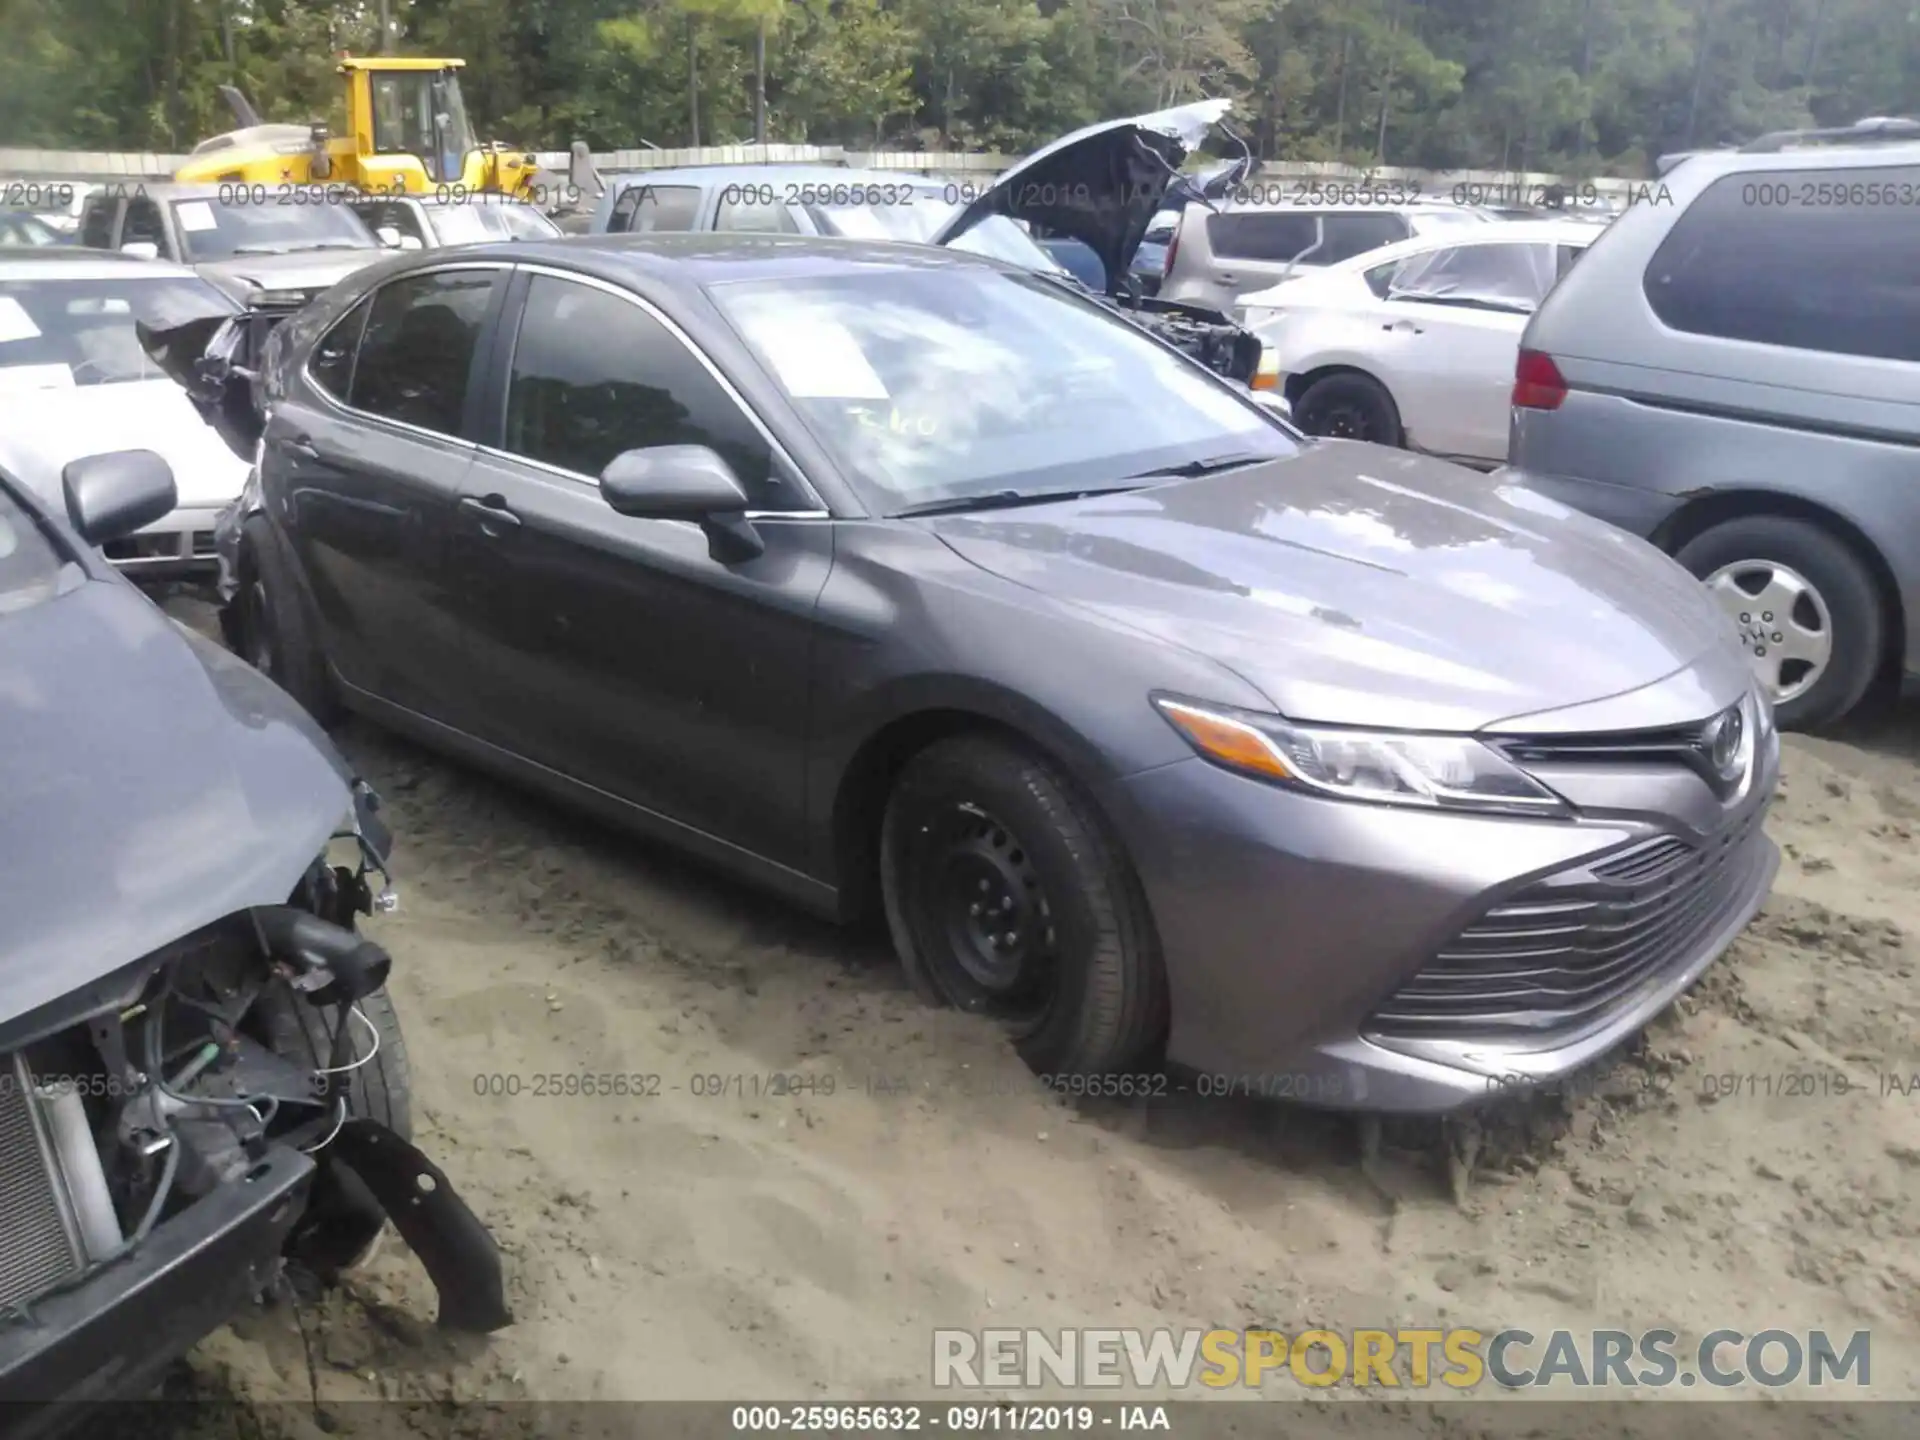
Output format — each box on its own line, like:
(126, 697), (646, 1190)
(1100, 732), (1779, 1115)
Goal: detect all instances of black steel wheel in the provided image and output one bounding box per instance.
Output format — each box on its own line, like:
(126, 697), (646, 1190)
(880, 734), (1167, 1075)
(1293, 372), (1403, 446)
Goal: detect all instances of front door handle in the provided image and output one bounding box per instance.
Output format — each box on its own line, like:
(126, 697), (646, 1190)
(458, 494), (521, 537)
(286, 435), (321, 460)
(1383, 320), (1424, 334)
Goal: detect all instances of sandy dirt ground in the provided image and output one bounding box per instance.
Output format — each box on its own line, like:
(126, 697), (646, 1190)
(151, 600), (1920, 1428)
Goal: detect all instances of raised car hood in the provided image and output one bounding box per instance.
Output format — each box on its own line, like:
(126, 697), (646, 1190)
(196, 247), (385, 306)
(929, 441), (1748, 734)
(0, 577), (353, 1025)
(0, 379), (249, 513)
(932, 99), (1231, 297)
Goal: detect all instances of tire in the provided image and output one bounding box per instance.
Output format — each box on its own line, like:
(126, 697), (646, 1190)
(238, 513), (344, 728)
(1674, 516), (1884, 730)
(879, 734), (1167, 1076)
(1293, 372), (1403, 447)
(256, 981), (413, 1276)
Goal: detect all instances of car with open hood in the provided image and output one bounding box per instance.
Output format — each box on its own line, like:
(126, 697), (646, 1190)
(194, 234), (1777, 1118)
(576, 102), (1266, 389)
(0, 448), (507, 1433)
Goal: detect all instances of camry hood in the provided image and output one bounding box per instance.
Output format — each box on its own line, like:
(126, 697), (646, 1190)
(932, 99), (1232, 296)
(929, 442), (1749, 733)
(0, 577), (353, 1025)
(196, 247), (385, 307)
(0, 379), (249, 512)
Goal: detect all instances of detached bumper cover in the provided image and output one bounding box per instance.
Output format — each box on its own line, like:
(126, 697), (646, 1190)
(0, 1146), (312, 1429)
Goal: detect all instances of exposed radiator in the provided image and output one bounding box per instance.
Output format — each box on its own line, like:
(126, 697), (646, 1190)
(0, 1053), (85, 1312)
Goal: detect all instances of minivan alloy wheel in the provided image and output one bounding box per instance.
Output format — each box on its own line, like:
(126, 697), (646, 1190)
(1704, 558), (1832, 705)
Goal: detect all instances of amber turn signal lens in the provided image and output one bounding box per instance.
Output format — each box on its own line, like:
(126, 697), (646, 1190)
(1155, 700), (1295, 782)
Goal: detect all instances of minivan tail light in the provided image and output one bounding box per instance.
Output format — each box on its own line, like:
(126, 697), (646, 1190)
(1512, 348), (1568, 410)
(1163, 216), (1182, 277)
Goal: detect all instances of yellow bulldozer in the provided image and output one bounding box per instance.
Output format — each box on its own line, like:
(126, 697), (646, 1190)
(175, 56), (541, 200)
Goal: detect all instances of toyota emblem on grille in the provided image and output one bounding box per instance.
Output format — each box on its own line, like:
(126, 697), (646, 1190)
(1700, 703), (1747, 785)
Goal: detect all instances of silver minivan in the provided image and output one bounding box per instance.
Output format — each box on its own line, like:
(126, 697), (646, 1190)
(1158, 200), (1493, 314)
(1505, 120), (1920, 729)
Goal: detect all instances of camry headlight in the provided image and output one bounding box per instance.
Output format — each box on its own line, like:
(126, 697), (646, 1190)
(1153, 696), (1570, 816)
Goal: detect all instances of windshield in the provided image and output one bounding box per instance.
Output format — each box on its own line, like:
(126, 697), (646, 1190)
(806, 193), (1065, 272)
(172, 197), (376, 261)
(0, 274), (237, 390)
(0, 211), (61, 246)
(710, 268), (1296, 514)
(371, 69), (478, 184)
(0, 479), (68, 615)
(425, 199), (560, 245)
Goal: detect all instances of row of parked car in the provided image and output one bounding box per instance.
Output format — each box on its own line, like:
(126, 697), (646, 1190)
(0, 101), (1909, 1424)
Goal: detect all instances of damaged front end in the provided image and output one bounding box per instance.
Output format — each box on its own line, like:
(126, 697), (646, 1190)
(0, 785), (509, 1424)
(138, 289), (304, 468)
(932, 99), (1264, 386)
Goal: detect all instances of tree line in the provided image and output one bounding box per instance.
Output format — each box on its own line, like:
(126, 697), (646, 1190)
(1, 0), (1914, 176)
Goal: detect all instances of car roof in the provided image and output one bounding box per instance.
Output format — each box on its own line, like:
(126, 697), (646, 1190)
(1663, 138), (1920, 181)
(1314, 217), (1601, 274)
(384, 231), (1006, 288)
(1217, 196), (1477, 215)
(609, 165), (957, 192)
(0, 252), (198, 281)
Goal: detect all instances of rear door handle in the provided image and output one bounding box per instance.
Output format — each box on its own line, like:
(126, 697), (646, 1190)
(1383, 320), (1424, 334)
(458, 494), (522, 536)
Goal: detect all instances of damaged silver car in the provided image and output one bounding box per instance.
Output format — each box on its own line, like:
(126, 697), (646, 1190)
(0, 449), (507, 1432)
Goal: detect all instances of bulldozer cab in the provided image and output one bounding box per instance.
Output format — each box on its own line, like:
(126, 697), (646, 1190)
(351, 59), (476, 188)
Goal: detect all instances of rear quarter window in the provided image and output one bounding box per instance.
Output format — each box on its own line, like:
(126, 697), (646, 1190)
(1643, 166), (1920, 363)
(1206, 211), (1318, 262)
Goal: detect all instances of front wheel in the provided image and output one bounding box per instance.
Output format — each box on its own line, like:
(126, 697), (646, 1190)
(879, 735), (1167, 1075)
(1674, 516), (1884, 730)
(237, 514), (344, 727)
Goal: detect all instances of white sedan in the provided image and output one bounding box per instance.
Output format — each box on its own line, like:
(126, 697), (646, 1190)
(1241, 219), (1598, 466)
(0, 254), (249, 580)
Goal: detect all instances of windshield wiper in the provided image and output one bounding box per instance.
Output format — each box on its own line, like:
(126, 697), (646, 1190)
(1121, 450), (1275, 481)
(893, 484), (1147, 519)
(230, 241), (367, 255)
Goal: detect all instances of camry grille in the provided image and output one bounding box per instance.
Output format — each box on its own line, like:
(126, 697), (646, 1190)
(1365, 806), (1769, 1039)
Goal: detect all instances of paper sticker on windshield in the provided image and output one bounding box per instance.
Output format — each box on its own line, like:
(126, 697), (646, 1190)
(0, 363), (75, 392)
(0, 297), (40, 343)
(751, 319), (890, 400)
(176, 201), (218, 232)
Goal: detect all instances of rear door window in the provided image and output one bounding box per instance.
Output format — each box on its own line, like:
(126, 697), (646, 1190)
(1318, 212), (1411, 264)
(1388, 242), (1558, 312)
(714, 192), (801, 234)
(607, 184), (702, 234)
(79, 198), (118, 250)
(347, 269), (499, 435)
(1643, 167), (1920, 363)
(1205, 211), (1318, 263)
(121, 197), (170, 257)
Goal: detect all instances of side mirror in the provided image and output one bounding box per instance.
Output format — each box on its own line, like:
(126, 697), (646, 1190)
(374, 225), (403, 247)
(62, 450), (177, 547)
(120, 240), (159, 260)
(398, 235), (424, 250)
(599, 444), (763, 561)
(1251, 391), (1292, 421)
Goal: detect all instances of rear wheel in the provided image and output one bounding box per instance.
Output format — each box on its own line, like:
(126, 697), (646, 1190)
(237, 514), (343, 727)
(1674, 515), (1884, 730)
(879, 735), (1167, 1075)
(1293, 372), (1403, 446)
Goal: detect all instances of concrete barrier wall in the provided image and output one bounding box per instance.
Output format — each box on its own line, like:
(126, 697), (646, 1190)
(0, 141), (1652, 198)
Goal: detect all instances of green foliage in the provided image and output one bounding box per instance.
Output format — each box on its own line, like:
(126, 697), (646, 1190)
(2, 0), (1915, 171)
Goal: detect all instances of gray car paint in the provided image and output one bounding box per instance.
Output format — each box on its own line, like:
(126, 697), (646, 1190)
(222, 236), (1777, 1112)
(0, 475), (354, 1029)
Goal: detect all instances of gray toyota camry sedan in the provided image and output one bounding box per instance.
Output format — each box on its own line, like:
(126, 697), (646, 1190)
(196, 234), (1779, 1114)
